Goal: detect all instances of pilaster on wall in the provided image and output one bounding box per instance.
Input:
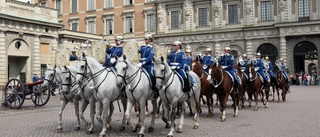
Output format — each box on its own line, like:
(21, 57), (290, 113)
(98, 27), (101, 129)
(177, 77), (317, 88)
(214, 41), (221, 58)
(50, 38), (58, 65)
(0, 30), (6, 86)
(243, 0), (254, 26)
(279, 36), (288, 66)
(33, 35), (41, 76)
(246, 39), (253, 58)
(212, 0), (223, 28)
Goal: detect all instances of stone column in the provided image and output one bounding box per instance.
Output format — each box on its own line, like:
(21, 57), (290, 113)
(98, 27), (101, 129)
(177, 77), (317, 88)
(279, 36), (287, 65)
(214, 41), (221, 58)
(246, 39), (253, 58)
(33, 35), (41, 76)
(0, 30), (6, 86)
(51, 37), (58, 65)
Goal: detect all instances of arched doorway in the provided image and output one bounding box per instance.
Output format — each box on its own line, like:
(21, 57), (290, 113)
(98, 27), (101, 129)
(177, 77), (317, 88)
(294, 41), (318, 74)
(231, 50), (238, 60)
(257, 43), (278, 64)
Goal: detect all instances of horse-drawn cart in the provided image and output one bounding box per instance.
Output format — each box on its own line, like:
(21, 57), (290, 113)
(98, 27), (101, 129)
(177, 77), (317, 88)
(1, 78), (51, 109)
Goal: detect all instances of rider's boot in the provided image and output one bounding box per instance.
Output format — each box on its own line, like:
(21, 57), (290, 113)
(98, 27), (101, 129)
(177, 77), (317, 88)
(152, 77), (159, 98)
(234, 78), (238, 93)
(184, 78), (191, 97)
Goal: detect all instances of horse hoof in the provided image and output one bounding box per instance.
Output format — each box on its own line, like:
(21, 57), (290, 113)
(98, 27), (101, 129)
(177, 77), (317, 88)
(57, 128), (62, 133)
(233, 114), (237, 117)
(74, 127), (80, 130)
(193, 125), (199, 129)
(221, 118), (226, 122)
(133, 126), (138, 132)
(189, 112), (194, 117)
(137, 133), (144, 137)
(148, 127), (154, 132)
(106, 125), (112, 130)
(254, 108), (259, 111)
(136, 124), (141, 129)
(165, 124), (170, 129)
(199, 109), (202, 114)
(176, 128), (183, 133)
(120, 126), (125, 131)
(99, 135), (105, 137)
(86, 130), (93, 134)
(167, 135), (174, 137)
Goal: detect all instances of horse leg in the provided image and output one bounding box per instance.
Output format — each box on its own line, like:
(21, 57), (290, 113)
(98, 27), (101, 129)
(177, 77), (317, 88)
(161, 101), (170, 129)
(201, 95), (207, 105)
(276, 87), (280, 103)
(120, 98), (129, 131)
(186, 99), (194, 116)
(167, 104), (176, 137)
(137, 100), (146, 137)
(79, 100), (89, 131)
(87, 97), (96, 134)
(99, 101), (110, 137)
(156, 99), (162, 118)
(57, 100), (68, 133)
(254, 90), (259, 111)
(134, 103), (139, 117)
(281, 86), (286, 102)
(265, 86), (270, 108)
(124, 100), (135, 132)
(106, 103), (114, 130)
(207, 96), (213, 118)
(215, 94), (219, 105)
(96, 101), (103, 125)
(73, 99), (81, 130)
(248, 91), (252, 107)
(219, 93), (227, 122)
(145, 101), (149, 117)
(177, 101), (186, 133)
(148, 99), (158, 133)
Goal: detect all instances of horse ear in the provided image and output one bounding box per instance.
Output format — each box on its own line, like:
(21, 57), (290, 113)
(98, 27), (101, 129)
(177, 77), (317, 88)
(160, 56), (164, 62)
(53, 65), (56, 70)
(82, 52), (85, 58)
(47, 64), (50, 69)
(152, 57), (155, 62)
(123, 55), (126, 60)
(64, 66), (68, 70)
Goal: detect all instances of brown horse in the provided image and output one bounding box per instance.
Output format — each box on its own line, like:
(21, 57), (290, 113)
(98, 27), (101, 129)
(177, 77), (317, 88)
(274, 69), (288, 102)
(234, 65), (249, 110)
(247, 63), (270, 111)
(208, 63), (239, 122)
(191, 59), (215, 117)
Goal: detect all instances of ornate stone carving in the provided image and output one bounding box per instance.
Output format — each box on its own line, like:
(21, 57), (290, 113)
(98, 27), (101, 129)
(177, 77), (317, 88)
(157, 3), (166, 33)
(213, 2), (220, 17)
(183, 0), (193, 31)
(278, 0), (286, 11)
(244, 0), (252, 15)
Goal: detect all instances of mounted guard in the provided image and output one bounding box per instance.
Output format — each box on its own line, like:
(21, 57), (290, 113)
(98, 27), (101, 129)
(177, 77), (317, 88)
(278, 58), (289, 85)
(264, 56), (274, 80)
(201, 48), (215, 74)
(103, 34), (123, 69)
(238, 53), (249, 79)
(70, 51), (78, 61)
(137, 33), (158, 98)
(167, 40), (190, 93)
(219, 46), (239, 92)
(254, 52), (270, 83)
(184, 49), (192, 71)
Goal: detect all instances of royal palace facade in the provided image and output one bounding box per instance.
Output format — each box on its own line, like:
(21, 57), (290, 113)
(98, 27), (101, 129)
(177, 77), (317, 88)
(1, 0), (320, 86)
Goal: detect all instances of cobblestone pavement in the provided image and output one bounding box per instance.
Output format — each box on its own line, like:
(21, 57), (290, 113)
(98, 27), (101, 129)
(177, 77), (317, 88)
(0, 86), (319, 137)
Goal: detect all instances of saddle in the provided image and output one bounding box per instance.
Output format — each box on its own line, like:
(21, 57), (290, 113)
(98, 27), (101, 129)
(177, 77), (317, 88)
(172, 71), (196, 90)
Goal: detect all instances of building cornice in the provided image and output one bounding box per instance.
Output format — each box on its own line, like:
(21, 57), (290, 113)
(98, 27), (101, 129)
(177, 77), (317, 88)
(274, 20), (320, 28)
(0, 13), (63, 28)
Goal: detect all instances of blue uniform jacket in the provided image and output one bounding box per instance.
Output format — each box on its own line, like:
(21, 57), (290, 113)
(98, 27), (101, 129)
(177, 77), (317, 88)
(167, 50), (187, 79)
(104, 46), (123, 67)
(255, 59), (268, 81)
(266, 61), (274, 78)
(219, 54), (236, 80)
(70, 55), (78, 61)
(139, 45), (155, 77)
(202, 55), (215, 73)
(185, 56), (192, 71)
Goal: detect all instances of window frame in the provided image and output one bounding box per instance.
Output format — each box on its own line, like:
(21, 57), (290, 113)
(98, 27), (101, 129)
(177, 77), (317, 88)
(260, 0), (272, 21)
(105, 0), (113, 8)
(55, 0), (62, 15)
(71, 0), (78, 13)
(69, 18), (79, 31)
(86, 17), (96, 34)
(103, 13), (114, 35)
(124, 0), (133, 6)
(87, 0), (95, 11)
(298, 0), (310, 21)
(227, 4), (239, 24)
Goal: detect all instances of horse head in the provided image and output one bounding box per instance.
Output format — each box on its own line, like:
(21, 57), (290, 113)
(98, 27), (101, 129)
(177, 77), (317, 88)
(246, 63), (257, 81)
(60, 66), (73, 95)
(275, 69), (283, 84)
(115, 55), (130, 87)
(191, 58), (203, 78)
(76, 53), (89, 85)
(41, 64), (57, 89)
(153, 56), (170, 91)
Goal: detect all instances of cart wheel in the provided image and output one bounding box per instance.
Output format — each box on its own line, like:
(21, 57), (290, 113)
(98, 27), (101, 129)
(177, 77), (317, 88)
(3, 78), (25, 109)
(31, 84), (50, 106)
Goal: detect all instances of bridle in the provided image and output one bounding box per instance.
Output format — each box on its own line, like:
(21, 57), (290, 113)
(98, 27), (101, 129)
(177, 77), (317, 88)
(61, 67), (79, 94)
(44, 69), (56, 86)
(209, 66), (224, 88)
(276, 70), (283, 84)
(116, 61), (141, 91)
(248, 65), (258, 81)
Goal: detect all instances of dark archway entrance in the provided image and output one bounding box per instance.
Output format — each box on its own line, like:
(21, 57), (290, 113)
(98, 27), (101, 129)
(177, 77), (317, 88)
(257, 43), (278, 64)
(294, 41), (318, 74)
(231, 50), (238, 60)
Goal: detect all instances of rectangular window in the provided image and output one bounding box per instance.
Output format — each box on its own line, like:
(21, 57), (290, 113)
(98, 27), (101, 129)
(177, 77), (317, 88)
(198, 8), (208, 27)
(106, 19), (113, 35)
(106, 0), (112, 8)
(146, 0), (154, 2)
(261, 1), (271, 21)
(171, 11), (179, 29)
(88, 0), (95, 11)
(72, 0), (78, 13)
(41, 64), (46, 77)
(87, 20), (95, 34)
(125, 17), (133, 33)
(56, 0), (61, 15)
(71, 22), (78, 31)
(125, 0), (133, 5)
(298, 0), (310, 18)
(228, 4), (238, 24)
(40, 2), (46, 7)
(147, 14), (155, 32)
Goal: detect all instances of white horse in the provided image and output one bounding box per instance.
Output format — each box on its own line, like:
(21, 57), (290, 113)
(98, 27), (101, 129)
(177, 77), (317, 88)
(153, 57), (201, 137)
(115, 56), (158, 137)
(76, 53), (127, 137)
(59, 66), (97, 134)
(40, 65), (82, 133)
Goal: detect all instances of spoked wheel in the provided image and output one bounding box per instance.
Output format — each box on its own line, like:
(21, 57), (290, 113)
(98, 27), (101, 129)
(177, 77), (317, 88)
(31, 84), (50, 106)
(2, 78), (25, 109)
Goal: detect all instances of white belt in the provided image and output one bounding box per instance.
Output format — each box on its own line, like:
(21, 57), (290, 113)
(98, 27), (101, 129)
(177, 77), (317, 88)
(140, 58), (146, 60)
(170, 63), (179, 65)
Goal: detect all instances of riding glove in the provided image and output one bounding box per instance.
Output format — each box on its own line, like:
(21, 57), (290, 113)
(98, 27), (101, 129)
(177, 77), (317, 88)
(137, 63), (142, 68)
(221, 66), (227, 69)
(171, 66), (177, 70)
